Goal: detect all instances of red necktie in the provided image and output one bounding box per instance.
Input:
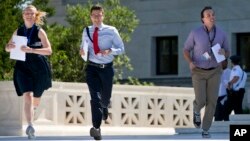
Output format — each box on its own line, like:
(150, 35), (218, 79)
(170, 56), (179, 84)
(93, 27), (100, 54)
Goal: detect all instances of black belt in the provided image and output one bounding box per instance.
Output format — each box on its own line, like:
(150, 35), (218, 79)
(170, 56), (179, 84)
(88, 61), (112, 68)
(197, 67), (216, 70)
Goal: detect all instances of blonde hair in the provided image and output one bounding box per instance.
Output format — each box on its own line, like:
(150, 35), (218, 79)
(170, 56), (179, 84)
(23, 5), (47, 25)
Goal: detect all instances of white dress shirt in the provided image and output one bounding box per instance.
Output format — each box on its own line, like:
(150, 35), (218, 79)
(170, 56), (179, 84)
(80, 23), (125, 64)
(229, 65), (247, 91)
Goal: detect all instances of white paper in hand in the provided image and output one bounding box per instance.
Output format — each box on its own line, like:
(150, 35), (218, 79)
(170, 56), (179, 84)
(211, 43), (226, 63)
(81, 39), (88, 61)
(10, 35), (27, 61)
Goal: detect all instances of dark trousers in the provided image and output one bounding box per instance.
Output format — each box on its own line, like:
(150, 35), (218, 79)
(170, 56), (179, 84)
(86, 64), (114, 129)
(214, 95), (229, 121)
(226, 88), (245, 115)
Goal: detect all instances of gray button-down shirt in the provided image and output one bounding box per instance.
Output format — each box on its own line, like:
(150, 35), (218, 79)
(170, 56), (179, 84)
(183, 25), (229, 69)
(80, 23), (125, 64)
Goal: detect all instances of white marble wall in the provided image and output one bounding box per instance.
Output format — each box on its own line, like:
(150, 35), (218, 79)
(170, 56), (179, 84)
(0, 81), (22, 136)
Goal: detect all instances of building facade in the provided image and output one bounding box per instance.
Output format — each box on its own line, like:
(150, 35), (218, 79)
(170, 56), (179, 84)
(48, 0), (250, 81)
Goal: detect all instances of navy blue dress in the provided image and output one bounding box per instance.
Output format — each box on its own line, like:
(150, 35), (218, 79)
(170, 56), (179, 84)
(14, 24), (52, 97)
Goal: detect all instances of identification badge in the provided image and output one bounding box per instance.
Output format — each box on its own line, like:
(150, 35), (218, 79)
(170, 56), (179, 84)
(202, 52), (211, 60)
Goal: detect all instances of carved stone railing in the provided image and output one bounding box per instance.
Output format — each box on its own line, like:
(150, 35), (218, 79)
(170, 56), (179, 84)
(31, 82), (195, 128)
(1, 81), (249, 136)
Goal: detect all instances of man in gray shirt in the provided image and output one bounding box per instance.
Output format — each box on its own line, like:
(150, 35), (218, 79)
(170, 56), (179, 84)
(183, 6), (230, 138)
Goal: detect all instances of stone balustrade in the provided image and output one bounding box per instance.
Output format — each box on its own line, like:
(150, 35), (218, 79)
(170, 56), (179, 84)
(1, 81), (249, 136)
(34, 82), (195, 128)
(0, 81), (22, 136)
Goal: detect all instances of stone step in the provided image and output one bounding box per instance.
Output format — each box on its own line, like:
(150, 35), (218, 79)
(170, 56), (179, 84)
(175, 120), (250, 134)
(22, 125), (175, 136)
(230, 114), (250, 121)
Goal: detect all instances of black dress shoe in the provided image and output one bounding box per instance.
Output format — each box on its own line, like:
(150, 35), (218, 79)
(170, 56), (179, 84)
(90, 127), (102, 140)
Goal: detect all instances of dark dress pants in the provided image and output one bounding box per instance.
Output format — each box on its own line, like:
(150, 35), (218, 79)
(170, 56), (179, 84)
(86, 64), (114, 129)
(226, 88), (245, 115)
(214, 95), (229, 121)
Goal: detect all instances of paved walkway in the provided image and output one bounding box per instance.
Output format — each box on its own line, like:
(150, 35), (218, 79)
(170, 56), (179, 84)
(0, 125), (229, 141)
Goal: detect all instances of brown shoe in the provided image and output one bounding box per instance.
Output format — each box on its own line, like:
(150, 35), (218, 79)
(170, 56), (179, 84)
(202, 131), (211, 138)
(193, 112), (201, 128)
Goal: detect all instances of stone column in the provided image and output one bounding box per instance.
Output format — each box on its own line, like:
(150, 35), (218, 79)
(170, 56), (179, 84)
(0, 81), (22, 136)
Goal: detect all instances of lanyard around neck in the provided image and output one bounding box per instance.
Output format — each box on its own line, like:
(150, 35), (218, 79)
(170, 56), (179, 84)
(24, 24), (35, 45)
(205, 26), (216, 47)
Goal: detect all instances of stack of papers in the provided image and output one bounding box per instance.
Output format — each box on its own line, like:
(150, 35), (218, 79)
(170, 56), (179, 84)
(211, 43), (226, 63)
(10, 35), (27, 61)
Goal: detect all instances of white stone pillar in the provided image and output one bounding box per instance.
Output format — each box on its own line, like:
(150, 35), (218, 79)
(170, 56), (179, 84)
(0, 81), (23, 136)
